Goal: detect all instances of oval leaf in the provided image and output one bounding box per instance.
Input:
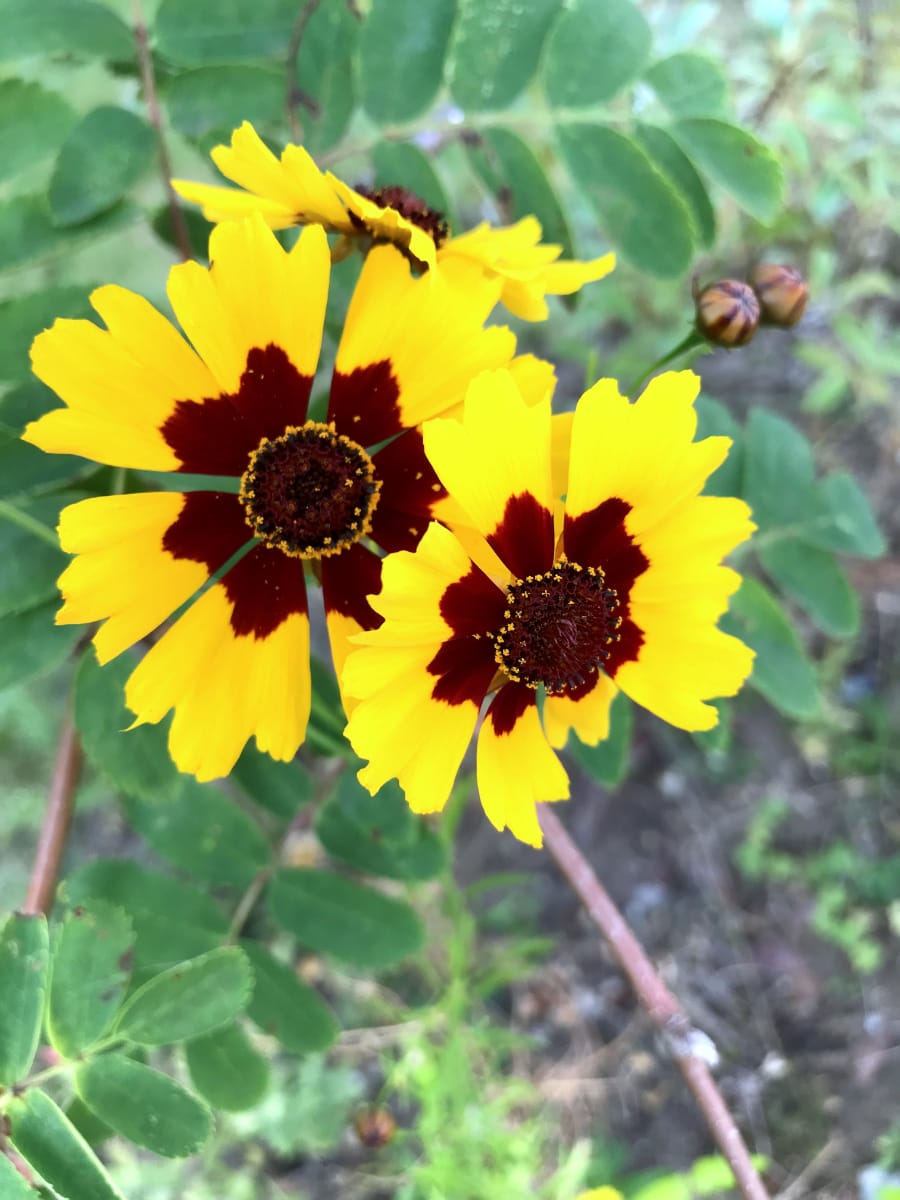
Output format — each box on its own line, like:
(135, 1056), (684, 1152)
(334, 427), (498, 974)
(163, 66), (284, 138)
(743, 408), (819, 534)
(115, 946), (252, 1045)
(0, 0), (132, 62)
(76, 1055), (212, 1157)
(0, 1152), (39, 1199)
(64, 859), (228, 975)
(0, 600), (80, 690)
(808, 471), (886, 559)
(48, 902), (134, 1059)
(8, 1089), (124, 1200)
(120, 781), (270, 889)
(294, 0), (359, 153)
(360, 0), (455, 125)
(269, 868), (424, 969)
(645, 52), (729, 117)
(49, 107), (155, 226)
(0, 491), (68, 618)
(556, 123), (694, 277)
(0, 193), (138, 272)
(186, 1022), (269, 1111)
(74, 653), (183, 803)
(242, 940), (339, 1053)
(448, 0), (561, 113)
(233, 742), (313, 820)
(566, 691), (633, 788)
(758, 539), (860, 638)
(633, 122), (716, 248)
(543, 0), (651, 107)
(724, 579), (819, 719)
(155, 0), (298, 65)
(0, 79), (75, 182)
(466, 126), (575, 256)
(0, 912), (49, 1084)
(670, 118), (784, 224)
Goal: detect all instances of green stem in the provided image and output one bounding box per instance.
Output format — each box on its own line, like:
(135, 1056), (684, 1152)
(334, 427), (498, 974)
(626, 328), (709, 397)
(0, 500), (59, 548)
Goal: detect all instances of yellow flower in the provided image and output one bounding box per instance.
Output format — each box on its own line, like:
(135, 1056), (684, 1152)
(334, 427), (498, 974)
(576, 1190), (624, 1200)
(172, 122), (614, 319)
(343, 369), (755, 847)
(23, 216), (519, 781)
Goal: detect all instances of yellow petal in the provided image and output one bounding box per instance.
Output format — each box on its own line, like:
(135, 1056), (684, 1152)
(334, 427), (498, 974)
(56, 493), (209, 664)
(542, 672), (618, 750)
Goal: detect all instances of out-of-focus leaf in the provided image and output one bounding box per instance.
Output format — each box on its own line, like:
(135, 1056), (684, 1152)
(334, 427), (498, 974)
(543, 0), (651, 107)
(48, 902), (134, 1059)
(724, 578), (819, 719)
(294, 0), (359, 153)
(0, 193), (139, 271)
(0, 491), (68, 618)
(807, 471), (886, 558)
(695, 395), (742, 498)
(155, 0), (298, 65)
(316, 772), (447, 880)
(0, 286), (93, 382)
(0, 912), (48, 1084)
(64, 860), (228, 975)
(359, 0), (455, 124)
(74, 653), (182, 802)
(163, 66), (284, 138)
(49, 107), (155, 226)
(115, 947), (252, 1045)
(150, 202), (212, 259)
(0, 378), (60, 434)
(633, 122), (716, 247)
(645, 52), (729, 117)
(743, 408), (818, 533)
(556, 123), (694, 277)
(567, 691), (633, 787)
(269, 868), (424, 969)
(8, 1090), (124, 1200)
(233, 742), (313, 819)
(466, 126), (575, 256)
(0, 600), (80, 690)
(186, 1023), (269, 1111)
(0, 0), (132, 62)
(121, 780), (270, 889)
(0, 79), (75, 181)
(0, 429), (93, 499)
(759, 539), (860, 638)
(671, 118), (784, 224)
(0, 1152), (37, 1199)
(242, 940), (339, 1053)
(448, 0), (561, 113)
(76, 1055), (212, 1157)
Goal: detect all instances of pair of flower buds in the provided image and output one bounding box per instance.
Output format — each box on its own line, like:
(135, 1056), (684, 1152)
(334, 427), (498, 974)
(695, 263), (809, 348)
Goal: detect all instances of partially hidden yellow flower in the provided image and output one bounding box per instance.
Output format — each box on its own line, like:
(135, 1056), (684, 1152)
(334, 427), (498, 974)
(342, 369), (756, 847)
(576, 1190), (624, 1200)
(22, 216), (523, 782)
(172, 122), (615, 320)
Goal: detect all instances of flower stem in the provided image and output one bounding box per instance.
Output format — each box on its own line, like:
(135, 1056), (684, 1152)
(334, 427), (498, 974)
(537, 803), (770, 1200)
(0, 500), (60, 548)
(131, 0), (193, 263)
(23, 706), (83, 916)
(626, 328), (709, 397)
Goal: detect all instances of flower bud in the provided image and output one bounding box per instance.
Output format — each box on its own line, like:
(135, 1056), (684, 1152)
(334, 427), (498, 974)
(695, 279), (760, 348)
(749, 263), (808, 327)
(354, 1107), (397, 1148)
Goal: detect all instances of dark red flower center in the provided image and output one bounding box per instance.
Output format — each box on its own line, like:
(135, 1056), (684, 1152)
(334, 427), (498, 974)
(353, 184), (449, 249)
(489, 561), (622, 694)
(239, 422), (380, 559)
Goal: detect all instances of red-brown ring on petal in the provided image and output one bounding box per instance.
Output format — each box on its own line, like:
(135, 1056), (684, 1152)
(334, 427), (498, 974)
(239, 422), (380, 559)
(163, 345), (314, 476)
(439, 564), (508, 639)
(488, 492), (555, 582)
(369, 429), (447, 553)
(563, 498), (650, 676)
(163, 491), (251, 575)
(329, 359), (403, 449)
(351, 185), (449, 249)
(486, 681), (534, 737)
(487, 560), (621, 695)
(427, 635), (498, 707)
(321, 541), (384, 632)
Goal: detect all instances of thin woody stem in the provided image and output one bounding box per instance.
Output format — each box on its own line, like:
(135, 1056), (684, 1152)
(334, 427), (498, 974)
(132, 0), (193, 263)
(537, 804), (770, 1200)
(23, 708), (83, 916)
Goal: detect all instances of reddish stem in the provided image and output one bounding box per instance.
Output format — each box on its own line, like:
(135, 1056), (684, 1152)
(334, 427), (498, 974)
(132, 0), (193, 263)
(538, 803), (770, 1200)
(23, 709), (83, 916)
